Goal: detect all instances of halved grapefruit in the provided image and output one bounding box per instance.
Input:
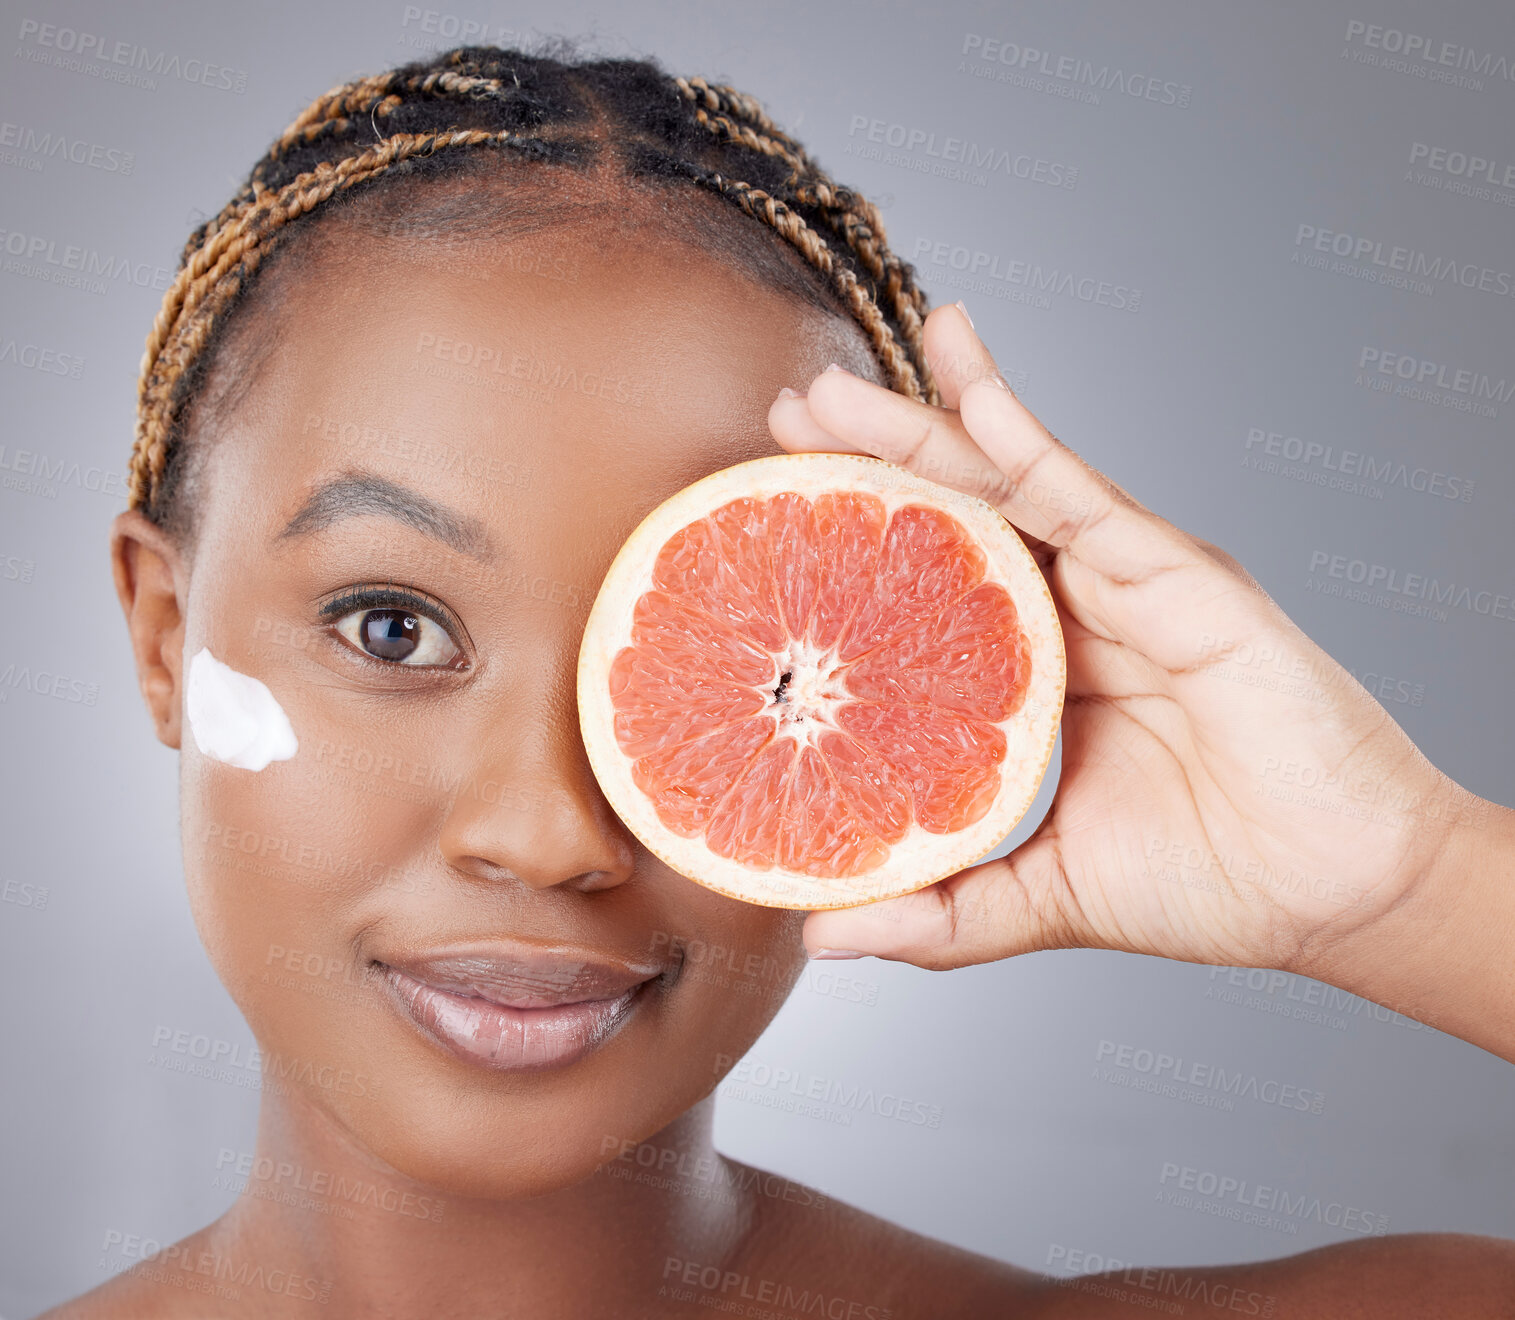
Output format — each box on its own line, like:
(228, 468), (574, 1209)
(577, 453), (1065, 909)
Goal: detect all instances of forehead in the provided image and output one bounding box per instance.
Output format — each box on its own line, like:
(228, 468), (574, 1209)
(199, 213), (882, 571)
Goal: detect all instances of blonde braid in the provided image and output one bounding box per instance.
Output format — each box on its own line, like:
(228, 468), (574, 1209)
(129, 44), (942, 523)
(131, 129), (550, 511)
(671, 77), (939, 407)
(686, 172), (933, 403)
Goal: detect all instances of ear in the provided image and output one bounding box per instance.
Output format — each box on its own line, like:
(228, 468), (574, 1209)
(109, 509), (188, 750)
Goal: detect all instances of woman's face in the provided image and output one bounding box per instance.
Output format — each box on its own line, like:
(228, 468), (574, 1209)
(138, 206), (887, 1199)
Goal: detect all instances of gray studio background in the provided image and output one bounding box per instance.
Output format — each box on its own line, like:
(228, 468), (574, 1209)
(3, 0), (1513, 1314)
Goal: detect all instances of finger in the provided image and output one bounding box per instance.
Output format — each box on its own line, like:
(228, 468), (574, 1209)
(767, 388), (869, 455)
(770, 373), (1060, 580)
(805, 368), (1276, 667)
(933, 304), (1151, 511)
(797, 365), (1051, 531)
(921, 301), (1011, 410)
(801, 365), (1155, 576)
(771, 366), (1057, 559)
(802, 821), (1085, 970)
(955, 379), (1293, 663)
(915, 303), (1064, 564)
(1191, 536), (1272, 603)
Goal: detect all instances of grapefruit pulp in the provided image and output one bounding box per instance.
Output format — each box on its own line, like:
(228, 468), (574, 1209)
(576, 452), (1065, 909)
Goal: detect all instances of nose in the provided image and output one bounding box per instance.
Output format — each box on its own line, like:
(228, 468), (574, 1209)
(437, 687), (637, 896)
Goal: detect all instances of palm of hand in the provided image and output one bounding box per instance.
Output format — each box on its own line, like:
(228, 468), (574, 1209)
(1030, 586), (1450, 973)
(768, 303), (1460, 973)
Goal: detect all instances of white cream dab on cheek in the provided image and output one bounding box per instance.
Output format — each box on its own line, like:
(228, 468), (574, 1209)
(185, 646), (299, 771)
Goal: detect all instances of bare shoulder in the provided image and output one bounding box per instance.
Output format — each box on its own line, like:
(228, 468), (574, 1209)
(728, 1171), (1515, 1320)
(32, 1271), (164, 1320)
(1020, 1231), (1515, 1319)
(725, 1159), (1039, 1319)
(32, 1227), (235, 1320)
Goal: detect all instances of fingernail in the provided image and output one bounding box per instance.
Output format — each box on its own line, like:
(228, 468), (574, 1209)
(954, 299), (975, 330)
(777, 385), (805, 399)
(823, 362), (847, 374)
(809, 948), (866, 960)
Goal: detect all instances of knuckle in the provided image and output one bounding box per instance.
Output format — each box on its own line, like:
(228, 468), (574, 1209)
(977, 471), (1018, 505)
(1192, 536), (1260, 586)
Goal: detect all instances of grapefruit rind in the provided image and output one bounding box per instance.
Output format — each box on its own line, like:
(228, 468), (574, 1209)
(576, 452), (1065, 910)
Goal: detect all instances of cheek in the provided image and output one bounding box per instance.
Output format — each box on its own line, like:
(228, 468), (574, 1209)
(175, 637), (808, 1194)
(180, 650), (312, 987)
(184, 646), (298, 771)
(656, 900), (808, 1066)
(179, 664), (453, 1013)
(179, 712), (443, 1151)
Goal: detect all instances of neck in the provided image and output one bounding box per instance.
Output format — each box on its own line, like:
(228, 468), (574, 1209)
(205, 1085), (759, 1316)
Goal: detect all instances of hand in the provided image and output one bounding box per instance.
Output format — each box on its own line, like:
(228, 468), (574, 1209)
(766, 302), (1495, 999)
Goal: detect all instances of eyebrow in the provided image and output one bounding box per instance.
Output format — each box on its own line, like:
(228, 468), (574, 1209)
(275, 471), (497, 562)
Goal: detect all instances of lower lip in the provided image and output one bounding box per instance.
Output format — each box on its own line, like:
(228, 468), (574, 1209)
(377, 965), (645, 1073)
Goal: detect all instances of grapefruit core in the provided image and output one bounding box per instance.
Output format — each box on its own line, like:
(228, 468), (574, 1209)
(576, 452), (1065, 909)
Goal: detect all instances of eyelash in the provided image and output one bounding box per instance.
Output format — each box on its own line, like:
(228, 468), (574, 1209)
(317, 583), (469, 671)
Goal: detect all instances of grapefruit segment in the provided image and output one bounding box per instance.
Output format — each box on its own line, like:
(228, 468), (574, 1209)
(812, 731), (913, 845)
(651, 498), (789, 651)
(766, 491), (821, 638)
(607, 648), (764, 759)
(837, 503), (987, 661)
(577, 452), (1066, 908)
(845, 581), (1030, 721)
(705, 736), (794, 868)
(629, 591), (773, 684)
(629, 717), (774, 836)
(808, 493), (887, 652)
(836, 703), (1006, 834)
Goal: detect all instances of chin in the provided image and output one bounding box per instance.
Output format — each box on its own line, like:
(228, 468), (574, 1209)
(302, 1065), (713, 1203)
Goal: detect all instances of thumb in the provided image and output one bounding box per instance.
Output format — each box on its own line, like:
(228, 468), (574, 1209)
(801, 825), (1083, 970)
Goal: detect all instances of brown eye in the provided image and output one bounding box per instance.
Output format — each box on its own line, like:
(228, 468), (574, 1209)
(335, 607), (461, 667)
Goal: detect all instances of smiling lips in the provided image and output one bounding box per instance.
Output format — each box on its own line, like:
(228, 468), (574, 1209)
(375, 946), (666, 1072)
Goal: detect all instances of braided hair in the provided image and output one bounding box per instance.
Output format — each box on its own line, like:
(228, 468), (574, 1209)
(128, 39), (942, 541)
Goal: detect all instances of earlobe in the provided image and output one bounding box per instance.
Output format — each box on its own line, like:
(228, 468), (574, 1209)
(109, 510), (187, 751)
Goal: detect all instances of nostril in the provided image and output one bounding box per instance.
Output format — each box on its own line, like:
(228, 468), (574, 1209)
(574, 867), (635, 893)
